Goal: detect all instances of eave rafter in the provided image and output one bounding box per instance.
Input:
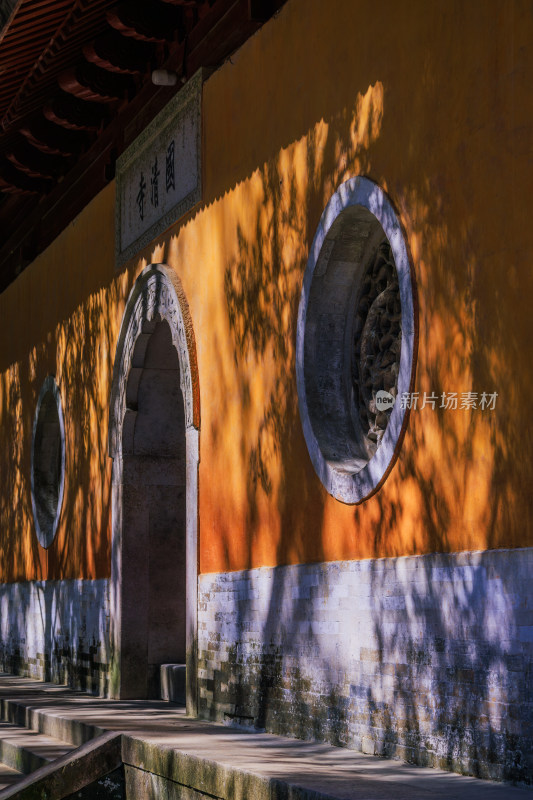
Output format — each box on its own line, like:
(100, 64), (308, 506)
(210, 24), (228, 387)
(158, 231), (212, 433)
(0, 0), (285, 291)
(6, 138), (68, 179)
(58, 62), (136, 103)
(106, 0), (186, 43)
(44, 91), (108, 131)
(20, 116), (88, 156)
(83, 31), (155, 75)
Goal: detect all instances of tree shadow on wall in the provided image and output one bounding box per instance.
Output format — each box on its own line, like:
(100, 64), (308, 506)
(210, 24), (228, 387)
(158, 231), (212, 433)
(359, 165), (533, 782)
(210, 76), (533, 784)
(206, 87), (383, 746)
(0, 279), (120, 695)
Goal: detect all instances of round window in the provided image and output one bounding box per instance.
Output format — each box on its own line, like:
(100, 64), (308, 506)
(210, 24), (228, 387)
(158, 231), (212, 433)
(31, 376), (66, 547)
(296, 177), (416, 503)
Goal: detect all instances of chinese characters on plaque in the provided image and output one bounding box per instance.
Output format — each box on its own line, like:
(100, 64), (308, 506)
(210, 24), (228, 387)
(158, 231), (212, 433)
(116, 70), (203, 265)
(136, 142), (174, 221)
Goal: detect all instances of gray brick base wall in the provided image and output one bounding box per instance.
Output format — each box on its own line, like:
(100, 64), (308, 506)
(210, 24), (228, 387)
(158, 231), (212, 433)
(198, 549), (533, 784)
(0, 579), (110, 694)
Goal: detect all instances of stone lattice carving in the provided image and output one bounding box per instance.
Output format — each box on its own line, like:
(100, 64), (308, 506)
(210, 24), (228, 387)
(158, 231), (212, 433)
(352, 238), (402, 453)
(296, 176), (416, 504)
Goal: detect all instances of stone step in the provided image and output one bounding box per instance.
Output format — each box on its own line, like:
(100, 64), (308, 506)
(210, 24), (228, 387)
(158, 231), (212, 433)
(1, 674), (532, 800)
(0, 698), (101, 748)
(0, 763), (23, 793)
(0, 720), (74, 775)
(160, 663), (186, 704)
(0, 731), (122, 800)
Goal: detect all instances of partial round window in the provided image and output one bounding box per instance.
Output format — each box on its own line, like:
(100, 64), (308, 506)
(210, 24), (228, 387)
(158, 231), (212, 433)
(296, 177), (416, 503)
(31, 376), (66, 547)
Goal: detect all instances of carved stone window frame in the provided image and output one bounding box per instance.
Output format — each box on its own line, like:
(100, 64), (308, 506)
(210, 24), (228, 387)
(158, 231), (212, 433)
(31, 375), (66, 548)
(296, 177), (417, 504)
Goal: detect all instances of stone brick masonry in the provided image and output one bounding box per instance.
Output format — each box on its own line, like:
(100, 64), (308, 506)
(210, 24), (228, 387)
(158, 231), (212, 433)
(0, 579), (110, 695)
(198, 548), (533, 784)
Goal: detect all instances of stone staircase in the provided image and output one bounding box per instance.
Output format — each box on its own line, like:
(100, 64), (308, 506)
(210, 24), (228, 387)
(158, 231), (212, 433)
(0, 666), (185, 798)
(0, 763), (22, 793)
(0, 719), (74, 775)
(0, 702), (123, 800)
(0, 673), (532, 800)
(0, 717), (82, 796)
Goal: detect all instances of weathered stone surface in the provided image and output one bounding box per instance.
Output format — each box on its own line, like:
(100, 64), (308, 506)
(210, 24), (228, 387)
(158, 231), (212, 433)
(63, 766), (124, 800)
(0, 721), (74, 774)
(0, 579), (110, 695)
(0, 731), (122, 800)
(0, 675), (531, 799)
(160, 664), (186, 704)
(197, 548), (533, 784)
(124, 765), (222, 800)
(0, 762), (22, 793)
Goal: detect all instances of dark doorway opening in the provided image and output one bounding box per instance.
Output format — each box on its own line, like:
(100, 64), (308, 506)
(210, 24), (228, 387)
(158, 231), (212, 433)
(121, 316), (186, 698)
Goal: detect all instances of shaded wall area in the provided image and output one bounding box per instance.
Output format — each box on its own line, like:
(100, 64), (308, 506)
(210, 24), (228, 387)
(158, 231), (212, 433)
(0, 578), (110, 694)
(198, 549), (533, 783)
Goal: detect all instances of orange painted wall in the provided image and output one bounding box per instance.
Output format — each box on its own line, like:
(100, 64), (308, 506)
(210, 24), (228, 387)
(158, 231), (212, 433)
(197, 0), (533, 571)
(0, 0), (532, 582)
(0, 183), (118, 581)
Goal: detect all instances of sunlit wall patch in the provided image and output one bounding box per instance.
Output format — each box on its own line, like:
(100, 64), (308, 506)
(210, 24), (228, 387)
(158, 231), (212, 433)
(296, 177), (416, 503)
(31, 375), (66, 548)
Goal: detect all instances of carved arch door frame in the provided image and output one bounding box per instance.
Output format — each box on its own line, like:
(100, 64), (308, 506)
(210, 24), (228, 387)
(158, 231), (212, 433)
(108, 264), (199, 713)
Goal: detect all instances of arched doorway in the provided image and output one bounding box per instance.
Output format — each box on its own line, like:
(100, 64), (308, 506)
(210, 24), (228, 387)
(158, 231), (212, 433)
(109, 265), (199, 710)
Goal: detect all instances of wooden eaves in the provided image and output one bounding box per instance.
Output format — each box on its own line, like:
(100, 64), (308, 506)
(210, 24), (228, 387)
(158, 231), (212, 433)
(0, 0), (284, 293)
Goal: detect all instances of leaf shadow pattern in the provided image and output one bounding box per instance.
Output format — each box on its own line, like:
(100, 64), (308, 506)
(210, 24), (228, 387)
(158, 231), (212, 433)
(0, 277), (121, 695)
(199, 86), (384, 745)
(200, 75), (533, 784)
(358, 141), (533, 780)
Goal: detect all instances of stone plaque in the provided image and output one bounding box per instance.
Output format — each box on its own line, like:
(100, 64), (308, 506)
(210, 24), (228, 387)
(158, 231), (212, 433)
(116, 69), (203, 266)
